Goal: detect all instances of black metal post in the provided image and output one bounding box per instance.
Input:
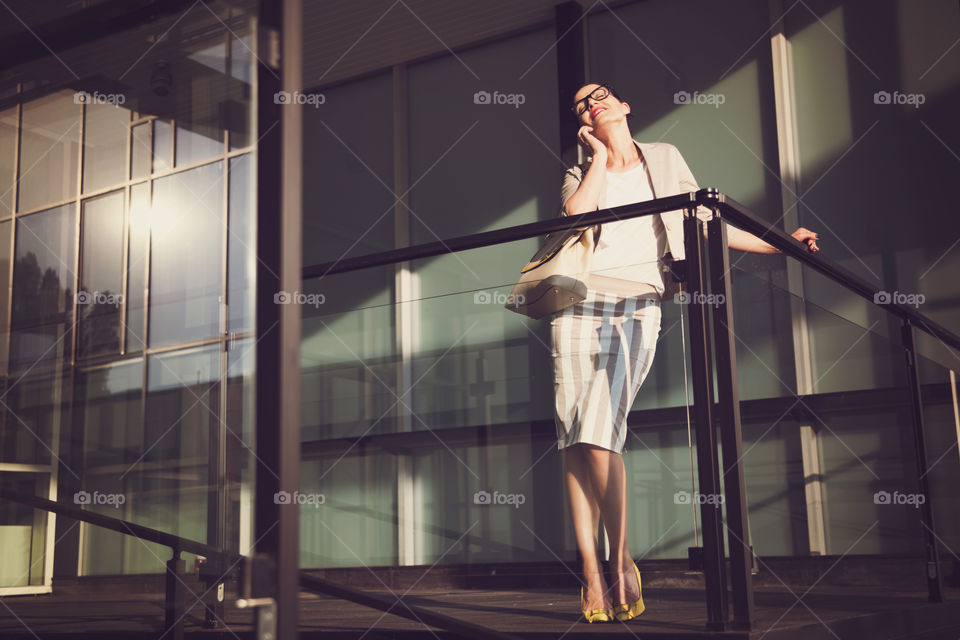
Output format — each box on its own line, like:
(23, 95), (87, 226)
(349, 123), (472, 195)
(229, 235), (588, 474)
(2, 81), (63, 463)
(707, 214), (755, 629)
(901, 320), (944, 602)
(683, 210), (728, 630)
(165, 551), (185, 640)
(256, 0), (302, 638)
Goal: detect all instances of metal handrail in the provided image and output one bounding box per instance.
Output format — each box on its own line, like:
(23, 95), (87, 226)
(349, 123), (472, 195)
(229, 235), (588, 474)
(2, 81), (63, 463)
(302, 188), (960, 354)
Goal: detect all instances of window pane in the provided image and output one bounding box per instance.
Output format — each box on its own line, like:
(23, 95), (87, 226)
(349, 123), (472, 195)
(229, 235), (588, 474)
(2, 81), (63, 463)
(0, 107), (16, 218)
(143, 346), (219, 541)
(0, 472), (50, 587)
(82, 102), (129, 192)
(11, 204), (75, 373)
(126, 182), (149, 352)
(175, 39), (227, 166)
(79, 191), (124, 357)
(154, 119), (172, 173)
(149, 162), (222, 347)
(228, 154), (254, 333)
(228, 32), (253, 151)
(75, 360), (145, 575)
(130, 122), (151, 179)
(1, 373), (65, 466)
(18, 91), (79, 212)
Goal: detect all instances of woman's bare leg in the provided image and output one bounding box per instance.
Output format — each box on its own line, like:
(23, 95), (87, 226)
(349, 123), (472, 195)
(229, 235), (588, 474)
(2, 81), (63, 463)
(562, 443), (611, 611)
(581, 444), (640, 606)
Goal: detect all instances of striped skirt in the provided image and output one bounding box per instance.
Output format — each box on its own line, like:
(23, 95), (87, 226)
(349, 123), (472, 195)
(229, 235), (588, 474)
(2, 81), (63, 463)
(550, 290), (662, 454)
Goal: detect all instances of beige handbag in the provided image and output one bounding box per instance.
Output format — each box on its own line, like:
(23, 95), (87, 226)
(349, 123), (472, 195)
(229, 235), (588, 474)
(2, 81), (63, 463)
(503, 223), (601, 319)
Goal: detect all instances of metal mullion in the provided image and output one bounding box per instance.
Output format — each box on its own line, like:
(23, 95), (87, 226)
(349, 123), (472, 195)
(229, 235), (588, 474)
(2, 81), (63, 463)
(3, 94), (21, 442)
(16, 196), (79, 217)
(120, 109), (132, 356)
(71, 101), (84, 369)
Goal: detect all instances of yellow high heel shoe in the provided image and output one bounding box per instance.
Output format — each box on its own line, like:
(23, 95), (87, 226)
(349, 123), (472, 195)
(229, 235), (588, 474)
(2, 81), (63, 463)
(580, 584), (613, 623)
(613, 561), (645, 622)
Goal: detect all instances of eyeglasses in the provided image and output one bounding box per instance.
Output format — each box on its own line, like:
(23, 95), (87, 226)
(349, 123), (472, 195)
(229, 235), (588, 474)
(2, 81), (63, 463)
(572, 85), (612, 116)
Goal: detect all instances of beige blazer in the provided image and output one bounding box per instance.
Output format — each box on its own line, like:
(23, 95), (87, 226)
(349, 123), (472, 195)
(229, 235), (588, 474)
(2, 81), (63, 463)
(559, 140), (715, 264)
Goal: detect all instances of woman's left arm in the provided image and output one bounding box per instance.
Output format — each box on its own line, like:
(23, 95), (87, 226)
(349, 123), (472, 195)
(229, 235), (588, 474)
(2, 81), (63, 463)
(674, 146), (820, 255)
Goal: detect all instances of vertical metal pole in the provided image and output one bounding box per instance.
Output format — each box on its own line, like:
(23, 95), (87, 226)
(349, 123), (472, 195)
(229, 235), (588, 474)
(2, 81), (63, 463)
(683, 210), (728, 630)
(555, 1), (586, 168)
(165, 552), (185, 640)
(707, 213), (754, 630)
(256, 0), (302, 638)
(901, 320), (944, 602)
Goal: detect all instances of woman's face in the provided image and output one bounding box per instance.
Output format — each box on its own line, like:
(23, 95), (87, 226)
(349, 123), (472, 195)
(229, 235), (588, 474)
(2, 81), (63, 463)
(573, 83), (630, 127)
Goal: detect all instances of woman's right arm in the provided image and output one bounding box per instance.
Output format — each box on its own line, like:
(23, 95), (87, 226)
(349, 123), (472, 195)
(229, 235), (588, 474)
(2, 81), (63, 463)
(560, 126), (608, 216)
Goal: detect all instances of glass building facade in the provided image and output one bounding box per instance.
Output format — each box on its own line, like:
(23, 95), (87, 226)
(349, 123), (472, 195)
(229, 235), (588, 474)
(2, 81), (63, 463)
(0, 1), (958, 635)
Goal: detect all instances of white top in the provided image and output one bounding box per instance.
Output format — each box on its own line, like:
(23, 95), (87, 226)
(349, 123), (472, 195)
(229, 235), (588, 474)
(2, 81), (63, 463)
(589, 161), (665, 295)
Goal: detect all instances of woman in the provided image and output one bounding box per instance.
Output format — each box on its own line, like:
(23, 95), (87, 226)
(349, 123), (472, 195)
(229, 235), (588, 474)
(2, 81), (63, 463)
(552, 82), (819, 623)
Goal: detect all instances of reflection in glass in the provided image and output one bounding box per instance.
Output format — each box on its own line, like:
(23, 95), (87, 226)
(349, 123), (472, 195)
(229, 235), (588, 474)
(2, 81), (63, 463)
(10, 204), (75, 373)
(76, 360), (148, 574)
(130, 122), (151, 179)
(0, 107), (16, 217)
(0, 472), (49, 586)
(126, 182), (149, 353)
(175, 38), (226, 167)
(19, 91), (79, 212)
(149, 162), (222, 347)
(79, 191), (124, 357)
(82, 103), (129, 193)
(226, 338), (254, 554)
(153, 119), (172, 172)
(228, 154), (254, 333)
(228, 32), (253, 150)
(1, 373), (63, 465)
(143, 346), (218, 544)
